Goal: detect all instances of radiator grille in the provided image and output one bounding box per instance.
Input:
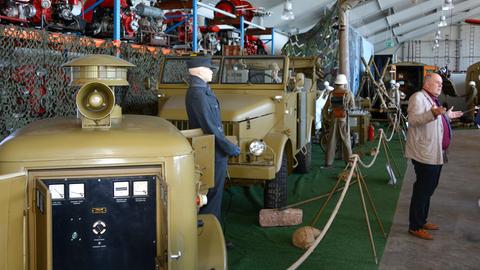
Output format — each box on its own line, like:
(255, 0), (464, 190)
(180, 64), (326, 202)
(170, 120), (190, 131)
(222, 121), (235, 136)
(169, 120), (237, 136)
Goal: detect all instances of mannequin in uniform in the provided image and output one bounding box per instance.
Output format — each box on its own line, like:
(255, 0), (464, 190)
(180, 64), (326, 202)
(324, 74), (354, 167)
(466, 81), (478, 120)
(185, 56), (241, 221)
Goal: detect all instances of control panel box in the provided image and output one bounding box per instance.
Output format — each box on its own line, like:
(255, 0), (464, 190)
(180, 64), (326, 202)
(41, 175), (157, 270)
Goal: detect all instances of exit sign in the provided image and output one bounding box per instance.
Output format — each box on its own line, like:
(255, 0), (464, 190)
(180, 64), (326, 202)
(385, 39), (394, 48)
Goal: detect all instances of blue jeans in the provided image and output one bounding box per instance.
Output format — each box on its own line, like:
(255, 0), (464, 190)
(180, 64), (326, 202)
(409, 159), (442, 230)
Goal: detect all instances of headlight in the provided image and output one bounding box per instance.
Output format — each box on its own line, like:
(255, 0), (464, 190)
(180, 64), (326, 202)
(249, 140), (266, 156)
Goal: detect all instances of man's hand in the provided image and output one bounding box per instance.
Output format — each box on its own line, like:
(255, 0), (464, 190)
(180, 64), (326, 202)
(446, 106), (463, 119)
(231, 146), (241, 157)
(431, 106), (446, 117)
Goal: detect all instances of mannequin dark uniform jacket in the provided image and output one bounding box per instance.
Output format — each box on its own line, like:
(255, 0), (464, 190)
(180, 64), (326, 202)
(186, 75), (238, 220)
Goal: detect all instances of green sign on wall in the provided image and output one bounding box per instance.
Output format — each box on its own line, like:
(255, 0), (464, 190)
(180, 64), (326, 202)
(385, 39), (394, 48)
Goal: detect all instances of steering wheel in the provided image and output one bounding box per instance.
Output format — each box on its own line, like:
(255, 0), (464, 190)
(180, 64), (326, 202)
(248, 73), (275, 84)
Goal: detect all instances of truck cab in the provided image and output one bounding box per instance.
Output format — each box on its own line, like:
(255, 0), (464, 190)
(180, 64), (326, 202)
(158, 55), (319, 208)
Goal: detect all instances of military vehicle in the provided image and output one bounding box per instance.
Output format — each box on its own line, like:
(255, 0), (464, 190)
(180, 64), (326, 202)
(391, 62), (438, 99)
(158, 55), (318, 208)
(466, 61), (480, 102)
(0, 55), (226, 270)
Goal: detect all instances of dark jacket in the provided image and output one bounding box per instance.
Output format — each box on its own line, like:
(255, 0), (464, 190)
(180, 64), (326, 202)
(185, 75), (237, 158)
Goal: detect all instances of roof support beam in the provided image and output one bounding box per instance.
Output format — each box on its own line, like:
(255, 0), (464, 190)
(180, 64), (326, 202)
(350, 0), (404, 26)
(370, 0), (480, 48)
(260, 0), (333, 32)
(359, 0), (441, 37)
(386, 0), (440, 25)
(374, 6), (480, 52)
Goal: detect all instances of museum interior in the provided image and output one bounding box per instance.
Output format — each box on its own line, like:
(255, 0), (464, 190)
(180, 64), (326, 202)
(0, 0), (479, 269)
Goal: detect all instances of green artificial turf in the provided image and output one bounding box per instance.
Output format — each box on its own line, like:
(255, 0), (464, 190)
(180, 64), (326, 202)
(221, 134), (407, 270)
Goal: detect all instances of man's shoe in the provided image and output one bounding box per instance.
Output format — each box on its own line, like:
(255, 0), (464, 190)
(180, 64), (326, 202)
(408, 229), (433, 240)
(422, 223), (439, 230)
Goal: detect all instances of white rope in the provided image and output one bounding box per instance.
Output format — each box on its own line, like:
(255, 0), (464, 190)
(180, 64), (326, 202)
(384, 112), (399, 142)
(357, 129), (385, 169)
(287, 155), (359, 270)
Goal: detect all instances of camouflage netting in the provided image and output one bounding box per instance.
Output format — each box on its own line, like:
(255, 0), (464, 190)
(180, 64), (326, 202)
(0, 25), (162, 141)
(281, 3), (339, 83)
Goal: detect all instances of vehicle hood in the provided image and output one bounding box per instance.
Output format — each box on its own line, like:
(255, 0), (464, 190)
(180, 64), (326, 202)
(159, 94), (276, 122)
(0, 115), (192, 162)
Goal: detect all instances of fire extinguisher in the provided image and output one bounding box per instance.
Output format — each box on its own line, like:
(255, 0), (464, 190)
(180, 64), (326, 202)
(368, 124), (375, 142)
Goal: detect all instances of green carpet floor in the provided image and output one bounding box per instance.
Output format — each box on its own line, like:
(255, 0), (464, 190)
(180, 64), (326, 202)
(221, 135), (407, 270)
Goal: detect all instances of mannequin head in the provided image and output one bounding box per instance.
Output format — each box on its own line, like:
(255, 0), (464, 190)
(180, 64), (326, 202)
(189, 66), (213, 83)
(187, 56), (216, 83)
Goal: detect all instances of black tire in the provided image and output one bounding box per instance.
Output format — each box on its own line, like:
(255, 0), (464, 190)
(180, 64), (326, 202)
(264, 152), (288, 209)
(295, 142), (311, 173)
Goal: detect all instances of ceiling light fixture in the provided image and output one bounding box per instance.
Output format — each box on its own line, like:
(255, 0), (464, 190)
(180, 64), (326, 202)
(442, 0), (454, 11)
(281, 0), (295, 21)
(438, 15), (447, 27)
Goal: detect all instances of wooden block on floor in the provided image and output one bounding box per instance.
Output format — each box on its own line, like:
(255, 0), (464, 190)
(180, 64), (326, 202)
(259, 208), (303, 227)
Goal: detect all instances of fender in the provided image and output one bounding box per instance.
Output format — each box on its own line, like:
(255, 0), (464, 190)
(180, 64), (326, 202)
(263, 132), (293, 173)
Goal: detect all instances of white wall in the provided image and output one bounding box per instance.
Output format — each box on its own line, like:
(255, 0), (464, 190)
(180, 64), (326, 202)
(396, 23), (479, 72)
(260, 31), (290, 55)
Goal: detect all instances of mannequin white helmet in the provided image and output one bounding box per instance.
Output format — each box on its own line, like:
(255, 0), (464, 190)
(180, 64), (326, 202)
(334, 74), (348, 85)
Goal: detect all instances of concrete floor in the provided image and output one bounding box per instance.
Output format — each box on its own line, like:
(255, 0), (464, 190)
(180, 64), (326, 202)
(380, 130), (480, 270)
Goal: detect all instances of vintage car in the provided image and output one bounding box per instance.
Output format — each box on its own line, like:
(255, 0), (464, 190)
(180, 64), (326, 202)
(158, 55), (318, 208)
(0, 55), (225, 270)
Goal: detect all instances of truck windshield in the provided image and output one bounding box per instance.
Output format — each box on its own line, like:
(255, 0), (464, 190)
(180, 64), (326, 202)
(161, 58), (221, 84)
(221, 58), (284, 84)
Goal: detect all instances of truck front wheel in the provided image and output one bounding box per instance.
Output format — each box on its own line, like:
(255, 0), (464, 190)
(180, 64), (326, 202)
(264, 152), (288, 209)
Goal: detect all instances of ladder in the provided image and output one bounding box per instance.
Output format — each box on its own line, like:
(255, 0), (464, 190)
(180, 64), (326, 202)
(414, 40), (421, 63)
(469, 25), (475, 66)
(445, 34), (450, 68)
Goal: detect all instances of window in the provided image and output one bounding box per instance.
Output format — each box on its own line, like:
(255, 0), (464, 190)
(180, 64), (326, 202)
(161, 58), (221, 84)
(222, 58), (284, 84)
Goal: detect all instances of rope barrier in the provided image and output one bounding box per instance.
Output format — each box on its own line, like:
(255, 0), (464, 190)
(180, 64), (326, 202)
(385, 112), (400, 142)
(281, 179), (358, 210)
(358, 111), (404, 169)
(357, 128), (385, 168)
(287, 114), (407, 269)
(287, 155), (359, 270)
